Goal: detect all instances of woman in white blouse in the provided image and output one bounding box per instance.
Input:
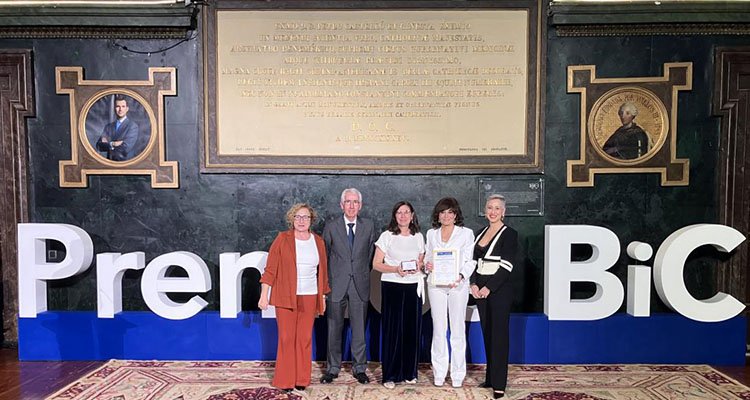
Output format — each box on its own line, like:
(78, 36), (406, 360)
(424, 197), (476, 388)
(373, 201), (425, 389)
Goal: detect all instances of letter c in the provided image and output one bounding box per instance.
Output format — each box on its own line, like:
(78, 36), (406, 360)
(653, 224), (746, 322)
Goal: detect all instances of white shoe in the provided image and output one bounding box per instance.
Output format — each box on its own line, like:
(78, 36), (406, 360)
(451, 380), (463, 388)
(434, 379), (444, 387)
(383, 381), (396, 389)
(405, 378), (417, 384)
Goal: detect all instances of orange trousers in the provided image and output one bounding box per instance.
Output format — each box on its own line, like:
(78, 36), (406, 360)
(272, 295), (317, 389)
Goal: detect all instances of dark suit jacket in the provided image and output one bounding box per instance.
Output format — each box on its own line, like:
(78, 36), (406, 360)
(323, 216), (376, 302)
(259, 230), (331, 314)
(96, 117), (139, 161)
(470, 225), (518, 293)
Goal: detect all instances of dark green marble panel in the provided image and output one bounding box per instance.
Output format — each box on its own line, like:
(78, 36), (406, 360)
(4, 16), (746, 315)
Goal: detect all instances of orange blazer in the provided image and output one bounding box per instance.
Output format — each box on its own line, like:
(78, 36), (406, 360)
(260, 230), (331, 314)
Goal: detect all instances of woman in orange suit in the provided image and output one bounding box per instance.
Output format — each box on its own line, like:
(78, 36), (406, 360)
(259, 203), (331, 392)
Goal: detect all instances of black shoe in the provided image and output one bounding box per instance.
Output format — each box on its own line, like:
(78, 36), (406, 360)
(294, 386), (306, 391)
(320, 372), (338, 384)
(479, 381), (491, 388)
(354, 372), (370, 384)
(283, 388), (293, 393)
(493, 390), (505, 399)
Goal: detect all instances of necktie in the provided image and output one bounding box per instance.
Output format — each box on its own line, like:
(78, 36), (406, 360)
(347, 223), (355, 248)
(116, 121), (121, 131)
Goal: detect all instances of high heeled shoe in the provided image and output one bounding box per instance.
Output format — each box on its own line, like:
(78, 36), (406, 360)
(493, 390), (505, 398)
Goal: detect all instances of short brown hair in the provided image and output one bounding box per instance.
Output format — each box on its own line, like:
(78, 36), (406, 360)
(431, 197), (464, 228)
(285, 203), (317, 229)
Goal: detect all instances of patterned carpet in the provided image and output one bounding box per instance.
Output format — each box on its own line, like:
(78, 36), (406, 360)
(47, 361), (750, 400)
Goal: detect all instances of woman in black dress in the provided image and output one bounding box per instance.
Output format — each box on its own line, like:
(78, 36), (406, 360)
(470, 194), (518, 399)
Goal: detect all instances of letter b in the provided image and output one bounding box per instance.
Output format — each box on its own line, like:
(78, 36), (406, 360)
(544, 225), (624, 320)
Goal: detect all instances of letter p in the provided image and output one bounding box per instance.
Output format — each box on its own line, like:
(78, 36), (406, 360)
(18, 223), (93, 317)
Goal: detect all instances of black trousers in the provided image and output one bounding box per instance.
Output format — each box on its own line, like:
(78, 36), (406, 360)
(381, 281), (422, 383)
(475, 289), (512, 391)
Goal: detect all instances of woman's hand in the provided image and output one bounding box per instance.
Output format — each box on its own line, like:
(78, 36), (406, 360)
(258, 297), (269, 310)
(448, 273), (464, 288)
(477, 286), (491, 299)
(425, 261), (433, 273)
(259, 283), (271, 310)
(396, 265), (407, 277)
(470, 284), (481, 298)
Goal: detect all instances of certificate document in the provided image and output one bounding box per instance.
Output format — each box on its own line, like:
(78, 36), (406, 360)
(430, 248), (459, 286)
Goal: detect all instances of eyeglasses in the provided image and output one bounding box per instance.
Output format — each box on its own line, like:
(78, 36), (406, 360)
(293, 215), (311, 221)
(343, 200), (360, 205)
(396, 210), (412, 215)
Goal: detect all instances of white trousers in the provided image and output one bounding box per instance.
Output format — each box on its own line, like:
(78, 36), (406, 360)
(427, 280), (470, 384)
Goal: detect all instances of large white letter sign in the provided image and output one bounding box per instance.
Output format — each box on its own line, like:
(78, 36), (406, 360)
(626, 241), (653, 317)
(18, 223), (93, 317)
(97, 252), (146, 318)
(544, 225), (623, 320)
(141, 251), (211, 320)
(654, 224), (746, 322)
(219, 252), (270, 318)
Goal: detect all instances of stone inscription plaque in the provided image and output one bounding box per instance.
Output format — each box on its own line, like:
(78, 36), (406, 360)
(478, 177), (544, 216)
(204, 5), (543, 173)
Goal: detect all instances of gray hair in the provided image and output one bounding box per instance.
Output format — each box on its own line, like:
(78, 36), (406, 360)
(340, 188), (363, 204)
(619, 102), (639, 117)
(486, 194), (506, 207)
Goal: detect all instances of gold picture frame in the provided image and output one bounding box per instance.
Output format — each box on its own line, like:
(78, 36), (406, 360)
(202, 1), (545, 174)
(56, 67), (178, 188)
(567, 62), (691, 187)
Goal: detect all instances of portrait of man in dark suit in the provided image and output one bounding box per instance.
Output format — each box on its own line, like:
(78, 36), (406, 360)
(320, 188), (377, 385)
(95, 95), (140, 161)
(602, 101), (650, 160)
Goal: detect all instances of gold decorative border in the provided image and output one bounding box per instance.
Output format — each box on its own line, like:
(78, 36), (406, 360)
(56, 66), (179, 189)
(201, 0), (546, 174)
(556, 24), (750, 37)
(566, 62), (692, 187)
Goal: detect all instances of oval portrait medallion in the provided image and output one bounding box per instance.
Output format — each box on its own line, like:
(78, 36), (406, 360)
(588, 86), (669, 165)
(80, 89), (155, 165)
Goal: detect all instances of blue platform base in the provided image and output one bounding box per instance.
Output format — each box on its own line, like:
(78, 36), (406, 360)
(19, 312), (746, 365)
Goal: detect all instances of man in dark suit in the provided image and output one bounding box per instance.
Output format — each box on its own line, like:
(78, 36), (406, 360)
(320, 188), (377, 384)
(96, 95), (139, 161)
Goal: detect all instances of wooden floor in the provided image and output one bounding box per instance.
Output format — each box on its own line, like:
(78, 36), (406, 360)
(1, 347), (748, 399)
(0, 348), (102, 400)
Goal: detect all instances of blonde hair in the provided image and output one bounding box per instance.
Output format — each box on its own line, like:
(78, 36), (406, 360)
(285, 203), (317, 229)
(486, 194), (506, 208)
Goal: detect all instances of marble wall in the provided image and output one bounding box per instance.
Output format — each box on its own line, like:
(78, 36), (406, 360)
(4, 17), (746, 319)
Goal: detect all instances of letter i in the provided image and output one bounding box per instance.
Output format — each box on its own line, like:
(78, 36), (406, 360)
(626, 241), (653, 317)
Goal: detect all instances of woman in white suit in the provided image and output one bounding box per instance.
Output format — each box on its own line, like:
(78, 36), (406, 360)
(424, 197), (476, 388)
